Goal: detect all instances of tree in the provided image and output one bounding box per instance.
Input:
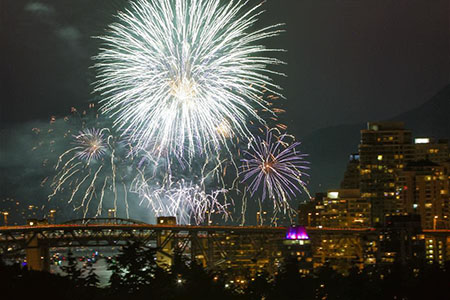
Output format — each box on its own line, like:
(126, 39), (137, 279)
(245, 271), (272, 300)
(60, 250), (84, 287)
(270, 256), (304, 300)
(107, 240), (158, 294)
(83, 260), (100, 288)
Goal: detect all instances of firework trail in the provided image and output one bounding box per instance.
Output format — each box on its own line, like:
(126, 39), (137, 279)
(44, 107), (133, 219)
(41, 107), (234, 223)
(132, 173), (229, 224)
(240, 128), (310, 215)
(93, 0), (285, 159)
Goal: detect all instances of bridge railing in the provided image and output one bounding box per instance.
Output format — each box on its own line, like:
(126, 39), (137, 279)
(62, 217), (148, 225)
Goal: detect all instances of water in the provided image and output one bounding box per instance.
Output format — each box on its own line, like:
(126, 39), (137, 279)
(49, 248), (116, 287)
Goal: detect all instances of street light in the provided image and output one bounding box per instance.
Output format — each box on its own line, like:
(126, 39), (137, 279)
(2, 212), (9, 226)
(49, 209), (56, 224)
(108, 208), (116, 218)
(176, 274), (184, 285)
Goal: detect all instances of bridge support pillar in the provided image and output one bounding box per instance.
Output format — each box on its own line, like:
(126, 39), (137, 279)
(156, 216), (177, 268)
(25, 234), (50, 272)
(207, 233), (214, 268)
(156, 230), (174, 268)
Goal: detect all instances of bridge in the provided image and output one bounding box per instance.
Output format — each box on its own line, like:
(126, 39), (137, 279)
(0, 218), (448, 273)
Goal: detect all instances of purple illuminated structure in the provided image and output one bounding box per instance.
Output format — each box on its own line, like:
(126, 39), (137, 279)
(285, 226), (310, 240)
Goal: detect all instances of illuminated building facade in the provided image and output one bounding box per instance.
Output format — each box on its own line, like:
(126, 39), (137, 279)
(413, 138), (450, 163)
(424, 234), (450, 265)
(0, 197), (64, 226)
(283, 226), (313, 275)
(310, 230), (379, 273)
(295, 121), (450, 268)
(298, 193), (325, 227)
(379, 215), (424, 264)
(314, 189), (370, 228)
(398, 161), (450, 229)
(359, 122), (415, 225)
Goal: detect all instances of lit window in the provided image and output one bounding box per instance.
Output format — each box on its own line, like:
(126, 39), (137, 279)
(415, 138), (430, 144)
(328, 192), (339, 199)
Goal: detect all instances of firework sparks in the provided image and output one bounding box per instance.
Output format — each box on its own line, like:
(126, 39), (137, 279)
(73, 128), (108, 161)
(44, 107), (133, 219)
(240, 128), (310, 213)
(132, 173), (229, 225)
(93, 0), (284, 159)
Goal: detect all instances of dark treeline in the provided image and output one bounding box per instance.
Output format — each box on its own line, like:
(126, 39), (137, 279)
(1, 241), (449, 300)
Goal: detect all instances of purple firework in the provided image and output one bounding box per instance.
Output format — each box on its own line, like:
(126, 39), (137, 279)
(240, 128), (309, 211)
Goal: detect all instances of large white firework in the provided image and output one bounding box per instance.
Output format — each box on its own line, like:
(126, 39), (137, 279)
(94, 0), (284, 159)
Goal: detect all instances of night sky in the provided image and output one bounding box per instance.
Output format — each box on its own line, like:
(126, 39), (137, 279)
(2, 0), (449, 135)
(1, 0), (449, 223)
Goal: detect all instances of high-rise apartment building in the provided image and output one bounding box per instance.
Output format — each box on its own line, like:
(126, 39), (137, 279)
(301, 122), (449, 231)
(413, 138), (449, 163)
(398, 160), (450, 229)
(318, 189), (370, 228)
(359, 122), (415, 225)
(298, 193), (326, 227)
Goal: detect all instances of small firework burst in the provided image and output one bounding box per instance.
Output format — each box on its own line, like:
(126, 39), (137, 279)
(44, 108), (132, 219)
(73, 128), (108, 161)
(240, 128), (310, 213)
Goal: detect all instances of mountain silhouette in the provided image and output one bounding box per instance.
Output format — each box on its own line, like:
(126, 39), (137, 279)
(302, 84), (450, 195)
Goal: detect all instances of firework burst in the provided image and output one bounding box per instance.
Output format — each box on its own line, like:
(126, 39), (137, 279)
(240, 128), (310, 214)
(42, 107), (134, 219)
(132, 173), (229, 224)
(73, 128), (108, 161)
(93, 0), (284, 159)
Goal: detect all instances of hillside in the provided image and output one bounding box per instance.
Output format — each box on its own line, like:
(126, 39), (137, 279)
(302, 84), (450, 195)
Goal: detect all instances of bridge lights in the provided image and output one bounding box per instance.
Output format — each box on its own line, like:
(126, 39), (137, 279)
(49, 210), (56, 224)
(108, 208), (116, 218)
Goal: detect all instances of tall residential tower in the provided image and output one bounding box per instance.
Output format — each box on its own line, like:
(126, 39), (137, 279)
(359, 122), (414, 225)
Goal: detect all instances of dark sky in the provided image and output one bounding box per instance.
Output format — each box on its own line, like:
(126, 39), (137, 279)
(2, 0), (449, 137)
